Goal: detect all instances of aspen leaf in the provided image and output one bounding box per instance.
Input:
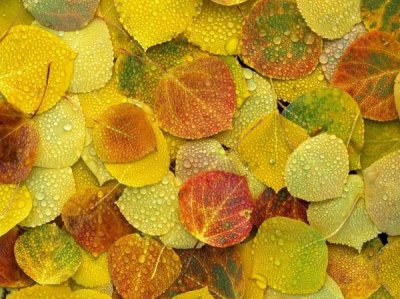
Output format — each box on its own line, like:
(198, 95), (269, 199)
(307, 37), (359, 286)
(155, 56), (236, 139)
(162, 246), (245, 299)
(0, 185), (32, 237)
(114, 0), (202, 50)
(252, 217), (328, 294)
(332, 31), (400, 121)
(307, 175), (380, 251)
(296, 0), (361, 39)
(327, 239), (383, 299)
(14, 223), (82, 285)
(23, 0), (100, 31)
(179, 171), (254, 247)
(0, 101), (39, 184)
(238, 110), (309, 192)
(108, 234), (181, 299)
(20, 167), (75, 227)
(62, 185), (134, 256)
(0, 228), (33, 288)
(285, 134), (349, 202)
(283, 87), (364, 170)
(0, 25), (76, 115)
(93, 103), (157, 164)
(377, 238), (400, 298)
(32, 96), (85, 169)
(364, 149), (400, 235)
(241, 0), (322, 79)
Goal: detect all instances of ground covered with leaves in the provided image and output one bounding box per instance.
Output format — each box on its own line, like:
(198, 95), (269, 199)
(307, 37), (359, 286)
(0, 0), (400, 298)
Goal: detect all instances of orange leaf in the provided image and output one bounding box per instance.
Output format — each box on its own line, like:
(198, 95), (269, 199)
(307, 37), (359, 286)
(0, 101), (39, 184)
(155, 56), (236, 139)
(62, 185), (134, 256)
(0, 227), (33, 288)
(252, 187), (309, 227)
(333, 31), (400, 121)
(179, 171), (254, 247)
(93, 103), (157, 163)
(108, 233), (181, 299)
(241, 0), (322, 79)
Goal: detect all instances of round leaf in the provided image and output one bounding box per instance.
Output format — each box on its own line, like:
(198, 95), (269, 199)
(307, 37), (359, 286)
(22, 0), (100, 31)
(162, 246), (245, 299)
(108, 234), (181, 299)
(115, 0), (202, 50)
(252, 217), (328, 294)
(185, 0), (244, 55)
(282, 87), (364, 170)
(62, 185), (134, 256)
(307, 175), (380, 251)
(105, 120), (170, 187)
(241, 0), (322, 79)
(0, 25), (76, 115)
(377, 238), (400, 298)
(179, 171), (254, 247)
(296, 0), (361, 39)
(32, 95), (85, 168)
(93, 103), (157, 163)
(285, 134), (349, 202)
(0, 228), (33, 288)
(0, 101), (39, 184)
(14, 223), (82, 285)
(155, 56), (236, 139)
(42, 19), (114, 93)
(361, 0), (400, 40)
(238, 111), (309, 192)
(20, 167), (76, 227)
(263, 275), (344, 299)
(327, 240), (383, 299)
(117, 172), (179, 236)
(332, 31), (400, 121)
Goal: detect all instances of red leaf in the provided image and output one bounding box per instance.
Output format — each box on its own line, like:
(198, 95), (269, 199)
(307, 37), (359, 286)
(179, 171), (254, 247)
(332, 31), (400, 121)
(0, 227), (33, 288)
(62, 185), (135, 256)
(252, 187), (309, 227)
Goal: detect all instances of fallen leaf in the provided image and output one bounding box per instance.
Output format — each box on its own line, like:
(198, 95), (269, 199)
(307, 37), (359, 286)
(179, 171), (254, 247)
(62, 185), (134, 256)
(162, 246), (245, 299)
(22, 0), (100, 31)
(285, 134), (349, 202)
(93, 103), (157, 163)
(377, 238), (400, 298)
(155, 56), (236, 139)
(0, 228), (33, 288)
(332, 31), (400, 121)
(241, 0), (322, 79)
(252, 217), (328, 294)
(252, 187), (308, 227)
(14, 223), (82, 285)
(108, 233), (181, 299)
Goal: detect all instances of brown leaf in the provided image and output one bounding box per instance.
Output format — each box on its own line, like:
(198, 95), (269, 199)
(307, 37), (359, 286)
(252, 187), (309, 227)
(62, 184), (134, 256)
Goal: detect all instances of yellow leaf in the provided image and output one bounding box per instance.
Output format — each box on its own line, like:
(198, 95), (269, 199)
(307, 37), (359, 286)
(238, 110), (309, 191)
(115, 0), (202, 50)
(0, 25), (76, 115)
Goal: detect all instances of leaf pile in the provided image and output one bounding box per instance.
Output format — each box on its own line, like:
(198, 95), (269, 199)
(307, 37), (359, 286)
(1, 0), (400, 298)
